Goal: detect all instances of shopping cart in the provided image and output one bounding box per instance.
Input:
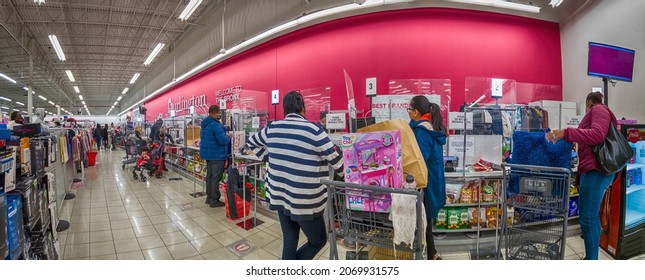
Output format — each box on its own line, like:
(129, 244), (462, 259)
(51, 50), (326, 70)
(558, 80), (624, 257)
(500, 163), (571, 260)
(322, 179), (425, 260)
(121, 139), (147, 170)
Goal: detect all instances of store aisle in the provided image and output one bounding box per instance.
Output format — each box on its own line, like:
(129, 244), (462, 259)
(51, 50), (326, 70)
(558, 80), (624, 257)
(54, 149), (643, 260)
(55, 149), (334, 260)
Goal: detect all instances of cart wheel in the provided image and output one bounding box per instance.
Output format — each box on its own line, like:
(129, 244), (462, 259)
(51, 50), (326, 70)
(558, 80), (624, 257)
(133, 173), (138, 180)
(155, 173), (162, 179)
(141, 176), (147, 182)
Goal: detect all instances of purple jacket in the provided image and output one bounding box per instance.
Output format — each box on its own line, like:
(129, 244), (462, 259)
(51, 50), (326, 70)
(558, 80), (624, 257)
(565, 104), (617, 174)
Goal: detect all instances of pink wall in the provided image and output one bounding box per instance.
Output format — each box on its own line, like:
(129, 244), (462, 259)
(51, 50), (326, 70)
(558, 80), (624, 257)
(144, 8), (562, 121)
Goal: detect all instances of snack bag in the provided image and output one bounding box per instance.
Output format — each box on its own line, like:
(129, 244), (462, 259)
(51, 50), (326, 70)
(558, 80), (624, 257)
(447, 209), (461, 230)
(470, 180), (480, 203)
(435, 208), (448, 229)
(486, 207), (498, 228)
(482, 183), (495, 203)
(459, 208), (470, 229)
(446, 183), (463, 204)
(507, 206), (514, 226)
(460, 185), (473, 204)
(469, 207), (486, 228)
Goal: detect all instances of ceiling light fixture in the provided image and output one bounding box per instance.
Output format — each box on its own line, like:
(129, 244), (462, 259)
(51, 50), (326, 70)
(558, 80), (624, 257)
(178, 0), (203, 21)
(113, 101), (118, 106)
(1, 106), (8, 110)
(0, 72), (17, 84)
(16, 102), (24, 106)
(449, 0), (540, 13)
(549, 0), (563, 8)
(34, 0), (45, 4)
(81, 101), (86, 105)
(48, 35), (66, 61)
(48, 101), (55, 105)
(38, 95), (47, 101)
(0, 97), (11, 102)
(65, 70), (75, 82)
(78, 95), (83, 100)
(122, 88), (129, 95)
(129, 73), (141, 84)
(117, 96), (122, 101)
(74, 86), (80, 93)
(144, 43), (165, 66)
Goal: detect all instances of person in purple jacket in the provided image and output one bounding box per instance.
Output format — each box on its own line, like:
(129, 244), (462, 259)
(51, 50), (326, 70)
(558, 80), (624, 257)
(547, 92), (617, 260)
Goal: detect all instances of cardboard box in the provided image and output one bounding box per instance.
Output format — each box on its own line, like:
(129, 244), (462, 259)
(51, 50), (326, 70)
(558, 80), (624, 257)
(185, 127), (201, 146)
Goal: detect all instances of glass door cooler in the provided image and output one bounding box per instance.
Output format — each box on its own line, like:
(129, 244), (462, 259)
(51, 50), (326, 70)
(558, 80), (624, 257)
(600, 124), (645, 259)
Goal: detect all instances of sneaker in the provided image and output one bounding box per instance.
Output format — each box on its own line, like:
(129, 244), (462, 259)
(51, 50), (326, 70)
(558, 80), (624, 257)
(210, 201), (225, 208)
(205, 198), (211, 205)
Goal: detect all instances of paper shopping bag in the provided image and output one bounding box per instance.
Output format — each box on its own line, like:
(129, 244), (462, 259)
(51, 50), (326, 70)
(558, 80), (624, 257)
(358, 119), (428, 188)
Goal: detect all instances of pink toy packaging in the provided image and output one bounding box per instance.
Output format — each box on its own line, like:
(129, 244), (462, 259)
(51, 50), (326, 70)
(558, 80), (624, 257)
(341, 130), (403, 213)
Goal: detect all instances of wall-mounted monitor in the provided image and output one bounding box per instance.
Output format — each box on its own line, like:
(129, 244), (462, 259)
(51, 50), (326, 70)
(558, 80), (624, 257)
(588, 42), (635, 82)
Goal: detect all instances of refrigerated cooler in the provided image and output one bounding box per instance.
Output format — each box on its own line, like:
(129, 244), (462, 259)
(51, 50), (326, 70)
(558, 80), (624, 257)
(600, 124), (645, 259)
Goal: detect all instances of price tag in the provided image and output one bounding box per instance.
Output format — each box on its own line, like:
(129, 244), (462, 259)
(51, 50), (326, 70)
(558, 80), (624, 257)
(170, 110), (175, 117)
(220, 99), (227, 109)
(491, 78), (504, 98)
(252, 117), (260, 129)
(448, 112), (473, 130)
(271, 90), (280, 105)
(366, 77), (376, 97)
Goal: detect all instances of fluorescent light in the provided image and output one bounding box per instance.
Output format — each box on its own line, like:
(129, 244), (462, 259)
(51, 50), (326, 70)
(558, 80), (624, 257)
(117, 96), (122, 101)
(16, 102), (24, 106)
(56, 105), (60, 108)
(39, 95), (47, 101)
(549, 0), (563, 8)
(23, 87), (28, 91)
(65, 70), (75, 82)
(48, 101), (55, 105)
(130, 73), (141, 84)
(81, 101), (85, 105)
(144, 43), (165, 66)
(178, 0), (203, 21)
(22, 111), (27, 114)
(78, 95), (83, 100)
(0, 72), (17, 84)
(122, 88), (129, 95)
(74, 86), (80, 93)
(113, 101), (118, 106)
(0, 97), (11, 102)
(34, 0), (45, 4)
(1, 106), (8, 110)
(493, 0), (540, 13)
(48, 35), (66, 61)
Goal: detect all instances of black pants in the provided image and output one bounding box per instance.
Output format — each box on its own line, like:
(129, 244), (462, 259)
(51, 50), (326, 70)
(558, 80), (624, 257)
(278, 212), (327, 260)
(206, 160), (225, 202)
(424, 195), (437, 259)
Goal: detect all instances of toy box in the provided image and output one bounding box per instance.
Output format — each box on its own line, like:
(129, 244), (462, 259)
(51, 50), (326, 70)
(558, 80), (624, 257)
(341, 130), (403, 212)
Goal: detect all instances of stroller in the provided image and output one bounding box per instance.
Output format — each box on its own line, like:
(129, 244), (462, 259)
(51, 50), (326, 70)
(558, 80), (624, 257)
(121, 138), (146, 169)
(132, 140), (164, 182)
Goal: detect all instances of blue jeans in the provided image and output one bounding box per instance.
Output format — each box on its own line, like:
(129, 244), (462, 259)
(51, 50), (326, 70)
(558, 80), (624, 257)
(96, 136), (102, 151)
(278, 211), (327, 260)
(579, 171), (614, 260)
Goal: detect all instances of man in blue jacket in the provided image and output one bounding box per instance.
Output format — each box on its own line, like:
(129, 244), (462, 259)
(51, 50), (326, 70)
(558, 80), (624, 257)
(200, 105), (230, 207)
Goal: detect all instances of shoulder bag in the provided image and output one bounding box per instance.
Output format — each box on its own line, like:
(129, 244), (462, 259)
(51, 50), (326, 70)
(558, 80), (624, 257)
(592, 122), (634, 175)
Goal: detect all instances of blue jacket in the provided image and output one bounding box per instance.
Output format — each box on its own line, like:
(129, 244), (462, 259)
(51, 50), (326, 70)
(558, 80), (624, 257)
(410, 120), (447, 219)
(200, 116), (230, 161)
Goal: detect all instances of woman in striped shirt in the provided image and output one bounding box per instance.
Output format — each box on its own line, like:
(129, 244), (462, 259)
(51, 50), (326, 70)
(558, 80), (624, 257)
(247, 91), (343, 260)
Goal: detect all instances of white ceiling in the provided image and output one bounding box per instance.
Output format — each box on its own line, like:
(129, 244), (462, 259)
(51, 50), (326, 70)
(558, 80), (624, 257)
(0, 0), (591, 116)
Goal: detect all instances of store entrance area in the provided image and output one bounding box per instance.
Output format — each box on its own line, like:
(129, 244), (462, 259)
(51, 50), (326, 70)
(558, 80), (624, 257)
(52, 150), (629, 260)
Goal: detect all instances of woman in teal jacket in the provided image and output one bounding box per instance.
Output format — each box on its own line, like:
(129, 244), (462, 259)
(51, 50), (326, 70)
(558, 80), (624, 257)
(408, 95), (447, 260)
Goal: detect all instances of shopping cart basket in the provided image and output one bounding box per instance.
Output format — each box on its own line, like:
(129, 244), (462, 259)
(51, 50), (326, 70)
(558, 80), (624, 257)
(500, 163), (571, 260)
(322, 179), (425, 260)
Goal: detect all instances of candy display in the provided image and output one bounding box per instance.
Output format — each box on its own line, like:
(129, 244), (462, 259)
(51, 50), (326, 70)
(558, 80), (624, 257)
(435, 209), (448, 229)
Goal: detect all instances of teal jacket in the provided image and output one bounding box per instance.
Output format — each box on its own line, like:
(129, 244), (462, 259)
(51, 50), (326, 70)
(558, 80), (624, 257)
(410, 120), (447, 219)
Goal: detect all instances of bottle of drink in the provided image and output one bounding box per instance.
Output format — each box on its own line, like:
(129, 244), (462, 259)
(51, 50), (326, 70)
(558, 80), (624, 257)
(636, 168), (642, 185)
(403, 175), (417, 189)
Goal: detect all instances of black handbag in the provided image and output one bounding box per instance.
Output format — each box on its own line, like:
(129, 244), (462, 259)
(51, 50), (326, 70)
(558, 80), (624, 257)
(592, 123), (634, 174)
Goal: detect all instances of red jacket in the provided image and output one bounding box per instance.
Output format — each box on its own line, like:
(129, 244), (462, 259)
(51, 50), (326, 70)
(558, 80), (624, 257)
(565, 104), (617, 174)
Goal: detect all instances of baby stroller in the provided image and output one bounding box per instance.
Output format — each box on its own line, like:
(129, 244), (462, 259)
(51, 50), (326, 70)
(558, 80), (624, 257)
(121, 138), (146, 170)
(132, 140), (164, 182)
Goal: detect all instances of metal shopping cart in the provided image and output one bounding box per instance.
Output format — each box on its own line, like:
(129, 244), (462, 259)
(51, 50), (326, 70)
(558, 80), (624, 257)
(322, 179), (425, 260)
(500, 163), (571, 260)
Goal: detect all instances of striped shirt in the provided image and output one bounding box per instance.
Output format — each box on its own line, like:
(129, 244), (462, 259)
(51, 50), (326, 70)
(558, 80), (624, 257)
(247, 113), (343, 221)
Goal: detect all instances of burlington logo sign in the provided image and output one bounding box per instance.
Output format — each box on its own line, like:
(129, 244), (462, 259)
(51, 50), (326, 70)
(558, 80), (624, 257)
(167, 94), (207, 114)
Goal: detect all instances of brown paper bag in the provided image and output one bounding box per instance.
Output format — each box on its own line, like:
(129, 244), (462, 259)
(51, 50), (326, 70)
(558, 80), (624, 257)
(358, 119), (428, 188)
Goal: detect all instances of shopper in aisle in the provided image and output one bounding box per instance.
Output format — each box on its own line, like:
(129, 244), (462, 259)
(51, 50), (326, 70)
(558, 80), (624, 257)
(407, 96), (447, 260)
(246, 91), (344, 260)
(103, 124), (109, 149)
(547, 92), (617, 260)
(150, 118), (164, 142)
(200, 105), (229, 208)
(7, 111), (24, 130)
(94, 123), (103, 151)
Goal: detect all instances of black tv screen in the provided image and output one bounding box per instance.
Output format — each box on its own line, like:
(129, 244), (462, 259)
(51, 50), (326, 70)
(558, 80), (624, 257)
(588, 42), (635, 82)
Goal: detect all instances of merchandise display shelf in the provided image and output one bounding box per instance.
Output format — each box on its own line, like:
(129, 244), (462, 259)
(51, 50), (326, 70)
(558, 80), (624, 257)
(627, 163), (645, 170)
(625, 208), (645, 231)
(165, 161), (205, 184)
(626, 184), (645, 195)
(443, 201), (501, 207)
(435, 227), (499, 233)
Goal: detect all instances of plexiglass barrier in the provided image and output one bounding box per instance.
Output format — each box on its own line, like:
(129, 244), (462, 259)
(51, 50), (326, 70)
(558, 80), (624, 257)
(369, 79), (451, 123)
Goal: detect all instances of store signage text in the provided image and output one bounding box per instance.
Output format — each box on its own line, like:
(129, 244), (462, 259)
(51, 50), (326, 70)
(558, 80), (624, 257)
(168, 94), (207, 114)
(216, 85), (243, 102)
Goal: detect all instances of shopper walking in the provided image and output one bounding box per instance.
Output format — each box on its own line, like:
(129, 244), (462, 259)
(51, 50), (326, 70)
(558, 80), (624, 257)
(200, 105), (229, 208)
(407, 96), (447, 260)
(246, 91), (343, 260)
(94, 123), (103, 151)
(103, 124), (109, 149)
(547, 92), (617, 260)
(150, 118), (163, 142)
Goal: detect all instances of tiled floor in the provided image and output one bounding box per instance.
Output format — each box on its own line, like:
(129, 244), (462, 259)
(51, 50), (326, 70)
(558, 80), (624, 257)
(56, 149), (645, 260)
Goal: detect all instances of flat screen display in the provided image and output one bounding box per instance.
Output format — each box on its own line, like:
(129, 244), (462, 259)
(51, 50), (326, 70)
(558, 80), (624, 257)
(588, 42), (635, 82)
